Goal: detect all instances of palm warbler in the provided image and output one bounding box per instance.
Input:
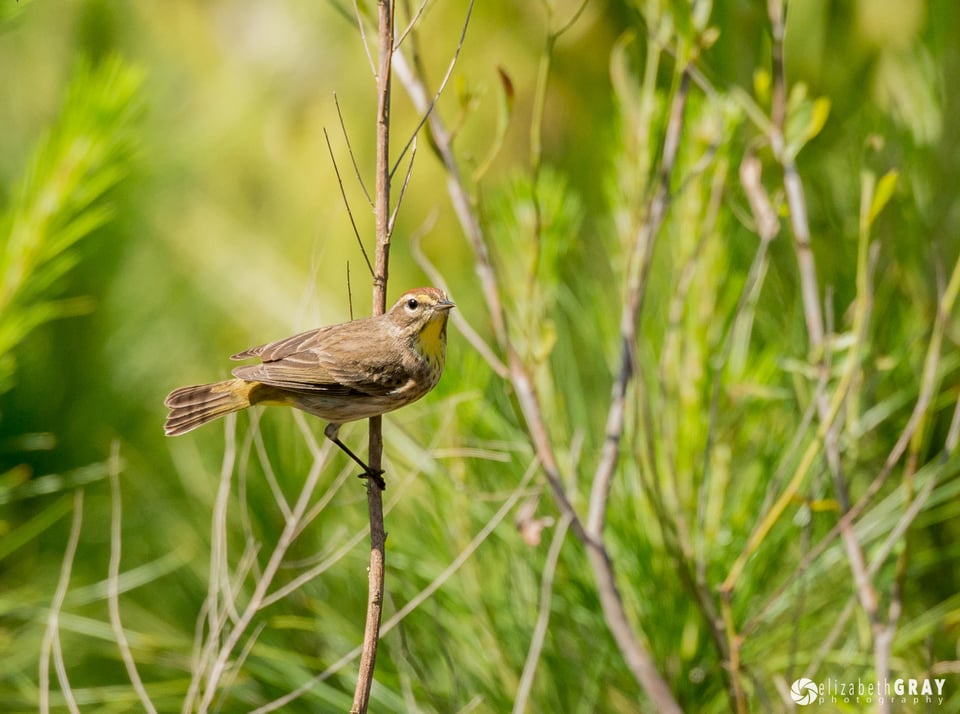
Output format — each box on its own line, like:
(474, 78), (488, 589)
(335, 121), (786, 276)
(164, 287), (454, 488)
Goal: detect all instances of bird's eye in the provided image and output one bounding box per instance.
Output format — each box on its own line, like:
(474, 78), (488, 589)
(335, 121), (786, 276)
(406, 298), (419, 310)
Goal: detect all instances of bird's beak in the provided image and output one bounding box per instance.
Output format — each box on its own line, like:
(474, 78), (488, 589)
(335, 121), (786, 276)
(436, 299), (455, 311)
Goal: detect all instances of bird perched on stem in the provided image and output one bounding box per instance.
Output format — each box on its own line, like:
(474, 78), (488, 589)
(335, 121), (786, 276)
(164, 287), (454, 489)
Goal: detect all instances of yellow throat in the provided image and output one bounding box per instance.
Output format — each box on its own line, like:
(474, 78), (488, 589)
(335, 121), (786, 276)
(417, 315), (448, 364)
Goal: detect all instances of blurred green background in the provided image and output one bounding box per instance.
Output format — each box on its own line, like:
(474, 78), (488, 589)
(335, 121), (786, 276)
(2, 0), (959, 712)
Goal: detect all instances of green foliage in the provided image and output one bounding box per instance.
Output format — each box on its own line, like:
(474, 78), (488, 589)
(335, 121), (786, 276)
(1, 2), (959, 713)
(0, 56), (142, 397)
(0, 49), (143, 714)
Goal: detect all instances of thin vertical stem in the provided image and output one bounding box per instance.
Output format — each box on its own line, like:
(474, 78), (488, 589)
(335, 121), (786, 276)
(40, 490), (85, 714)
(108, 443), (158, 714)
(353, 1), (393, 712)
(394, 31), (684, 714)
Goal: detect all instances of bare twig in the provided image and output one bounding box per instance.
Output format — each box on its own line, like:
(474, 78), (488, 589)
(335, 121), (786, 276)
(391, 0), (474, 179)
(215, 622), (267, 712)
(334, 93), (373, 207)
(195, 425), (329, 711)
(513, 513), (571, 714)
(768, 0), (823, 353)
(252, 459), (539, 714)
(324, 127), (375, 277)
(388, 135), (417, 235)
(410, 222), (509, 378)
(250, 414), (292, 519)
(40, 489), (84, 714)
(799, 448), (955, 682)
(107, 442), (158, 714)
(587, 68), (690, 538)
(394, 24), (683, 714)
(769, 4), (874, 653)
(351, 0), (377, 78)
(395, 0), (429, 49)
(351, 1), (394, 711)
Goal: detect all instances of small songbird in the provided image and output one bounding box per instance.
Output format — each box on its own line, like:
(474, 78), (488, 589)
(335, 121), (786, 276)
(163, 287), (454, 488)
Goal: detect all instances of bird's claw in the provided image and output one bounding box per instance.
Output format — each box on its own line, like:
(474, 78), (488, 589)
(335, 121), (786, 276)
(358, 468), (386, 490)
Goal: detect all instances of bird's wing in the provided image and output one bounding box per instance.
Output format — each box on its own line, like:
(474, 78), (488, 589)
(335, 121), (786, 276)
(230, 322), (404, 396)
(231, 326), (332, 362)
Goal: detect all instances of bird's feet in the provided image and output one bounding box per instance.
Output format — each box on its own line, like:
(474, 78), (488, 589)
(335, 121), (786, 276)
(358, 467), (386, 490)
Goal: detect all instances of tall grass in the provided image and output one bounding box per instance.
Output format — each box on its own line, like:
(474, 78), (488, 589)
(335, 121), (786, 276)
(2, 2), (959, 713)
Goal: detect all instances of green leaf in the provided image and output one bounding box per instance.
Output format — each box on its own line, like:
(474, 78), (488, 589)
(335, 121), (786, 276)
(806, 97), (831, 143)
(753, 68), (772, 105)
(0, 493), (74, 561)
(784, 88), (831, 159)
(868, 169), (899, 226)
(0, 460), (114, 505)
(0, 56), (142, 395)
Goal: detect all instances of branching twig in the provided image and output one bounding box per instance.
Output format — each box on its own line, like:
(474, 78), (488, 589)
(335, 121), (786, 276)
(391, 0), (474, 179)
(351, 0), (377, 78)
(410, 223), (508, 378)
(192, 421), (329, 711)
(588, 67), (691, 536)
(388, 135), (417, 235)
(768, 0), (823, 353)
(324, 127), (375, 277)
(395, 0), (428, 49)
(334, 92), (373, 207)
(252, 460), (539, 714)
(351, 1), (394, 711)
(394, 25), (684, 714)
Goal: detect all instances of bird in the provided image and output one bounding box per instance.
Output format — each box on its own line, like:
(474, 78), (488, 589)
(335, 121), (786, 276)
(163, 287), (454, 489)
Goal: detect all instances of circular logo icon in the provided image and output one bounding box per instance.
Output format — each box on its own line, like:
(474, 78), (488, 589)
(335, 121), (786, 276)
(790, 678), (819, 706)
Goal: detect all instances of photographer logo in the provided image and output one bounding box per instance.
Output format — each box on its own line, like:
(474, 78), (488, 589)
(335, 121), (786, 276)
(790, 678), (819, 706)
(786, 676), (947, 707)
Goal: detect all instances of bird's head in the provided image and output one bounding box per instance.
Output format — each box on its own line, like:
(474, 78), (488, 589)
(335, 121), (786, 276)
(388, 287), (455, 359)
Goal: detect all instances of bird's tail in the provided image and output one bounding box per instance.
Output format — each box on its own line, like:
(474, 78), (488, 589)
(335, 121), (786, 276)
(164, 379), (255, 436)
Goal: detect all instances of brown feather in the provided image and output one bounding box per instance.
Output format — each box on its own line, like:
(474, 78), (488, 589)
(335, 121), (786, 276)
(165, 287), (454, 436)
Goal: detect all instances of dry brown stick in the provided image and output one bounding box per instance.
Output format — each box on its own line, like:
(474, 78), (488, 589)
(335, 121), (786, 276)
(324, 126), (374, 277)
(767, 3), (893, 703)
(392, 51), (507, 349)
(333, 93), (373, 207)
(394, 39), (683, 714)
(196, 432), (329, 711)
(768, 0), (823, 353)
(586, 68), (690, 537)
(410, 224), (509, 378)
(796, 395), (960, 681)
(251, 461), (540, 714)
(351, 1), (393, 712)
